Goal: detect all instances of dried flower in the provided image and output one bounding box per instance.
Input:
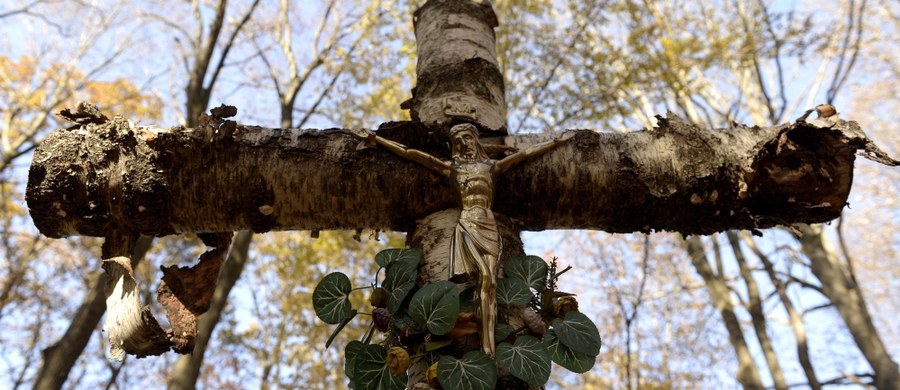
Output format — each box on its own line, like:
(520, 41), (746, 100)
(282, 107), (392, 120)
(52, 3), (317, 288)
(386, 347), (410, 376)
(373, 307), (392, 332)
(554, 295), (579, 318)
(427, 361), (440, 387)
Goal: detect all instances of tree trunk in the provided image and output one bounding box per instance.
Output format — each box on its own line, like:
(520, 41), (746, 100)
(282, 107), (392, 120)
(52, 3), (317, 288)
(727, 232), (787, 390)
(168, 230), (253, 389)
(681, 236), (764, 389)
(741, 232), (821, 389)
(403, 0), (506, 132)
(33, 236), (152, 390)
(795, 224), (900, 389)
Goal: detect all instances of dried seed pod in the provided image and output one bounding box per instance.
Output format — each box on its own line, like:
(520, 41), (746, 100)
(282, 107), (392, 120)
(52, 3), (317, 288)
(554, 295), (579, 318)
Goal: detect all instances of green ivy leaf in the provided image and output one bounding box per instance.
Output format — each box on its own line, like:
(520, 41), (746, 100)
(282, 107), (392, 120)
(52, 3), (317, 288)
(551, 311), (602, 356)
(437, 351), (498, 390)
(383, 259), (418, 313)
(326, 309), (358, 349)
(497, 278), (533, 306)
(494, 322), (514, 342)
(313, 272), (354, 324)
(505, 255), (548, 292)
(409, 281), (460, 335)
(497, 336), (551, 386)
(544, 329), (596, 373)
(375, 248), (422, 268)
(354, 344), (407, 390)
(345, 340), (365, 380)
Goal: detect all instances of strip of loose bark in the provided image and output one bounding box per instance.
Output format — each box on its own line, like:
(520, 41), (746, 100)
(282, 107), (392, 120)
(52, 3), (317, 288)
(157, 232), (232, 353)
(27, 107), (897, 239)
(102, 256), (171, 359)
(169, 230), (253, 388)
(102, 233), (232, 359)
(34, 236), (153, 389)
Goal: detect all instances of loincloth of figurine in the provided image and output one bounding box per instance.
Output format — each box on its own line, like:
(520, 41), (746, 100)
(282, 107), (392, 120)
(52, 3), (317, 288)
(450, 206), (501, 278)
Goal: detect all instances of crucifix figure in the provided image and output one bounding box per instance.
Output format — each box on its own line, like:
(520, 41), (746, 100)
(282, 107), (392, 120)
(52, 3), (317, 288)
(356, 123), (572, 356)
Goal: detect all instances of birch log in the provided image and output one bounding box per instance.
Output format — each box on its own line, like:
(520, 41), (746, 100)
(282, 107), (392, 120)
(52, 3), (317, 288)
(27, 110), (896, 239)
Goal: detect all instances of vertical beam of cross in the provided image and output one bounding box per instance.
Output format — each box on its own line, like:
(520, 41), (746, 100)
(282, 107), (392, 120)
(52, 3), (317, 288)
(397, 1), (551, 385)
(403, 0), (507, 134)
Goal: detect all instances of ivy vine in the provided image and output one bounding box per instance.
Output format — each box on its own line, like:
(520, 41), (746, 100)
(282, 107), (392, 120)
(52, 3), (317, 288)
(311, 249), (603, 389)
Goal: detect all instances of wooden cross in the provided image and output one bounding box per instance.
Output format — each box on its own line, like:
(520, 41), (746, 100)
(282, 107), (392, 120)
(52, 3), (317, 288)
(354, 123), (573, 357)
(24, 0), (897, 387)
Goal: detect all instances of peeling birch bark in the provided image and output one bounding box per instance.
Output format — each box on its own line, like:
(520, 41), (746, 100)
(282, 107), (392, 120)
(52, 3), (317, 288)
(35, 236), (152, 389)
(103, 256), (171, 359)
(157, 232), (233, 353)
(101, 231), (232, 359)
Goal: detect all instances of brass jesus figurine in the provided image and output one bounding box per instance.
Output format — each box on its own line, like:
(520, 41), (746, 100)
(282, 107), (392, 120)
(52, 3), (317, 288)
(355, 123), (572, 357)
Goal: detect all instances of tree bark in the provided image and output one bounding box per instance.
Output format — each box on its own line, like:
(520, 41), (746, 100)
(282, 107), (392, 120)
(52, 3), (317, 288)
(681, 236), (764, 389)
(168, 230), (253, 390)
(795, 224), (900, 389)
(26, 111), (894, 240)
(33, 236), (152, 390)
(403, 0), (506, 132)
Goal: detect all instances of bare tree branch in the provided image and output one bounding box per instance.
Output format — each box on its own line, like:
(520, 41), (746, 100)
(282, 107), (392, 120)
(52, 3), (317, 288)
(826, 0), (867, 103)
(835, 215), (860, 288)
(681, 235), (764, 388)
(514, 3), (601, 134)
(741, 232), (821, 389)
(207, 0), (261, 100)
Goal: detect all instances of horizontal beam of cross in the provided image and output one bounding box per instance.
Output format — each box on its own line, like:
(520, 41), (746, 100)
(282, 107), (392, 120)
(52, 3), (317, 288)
(27, 107), (891, 239)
